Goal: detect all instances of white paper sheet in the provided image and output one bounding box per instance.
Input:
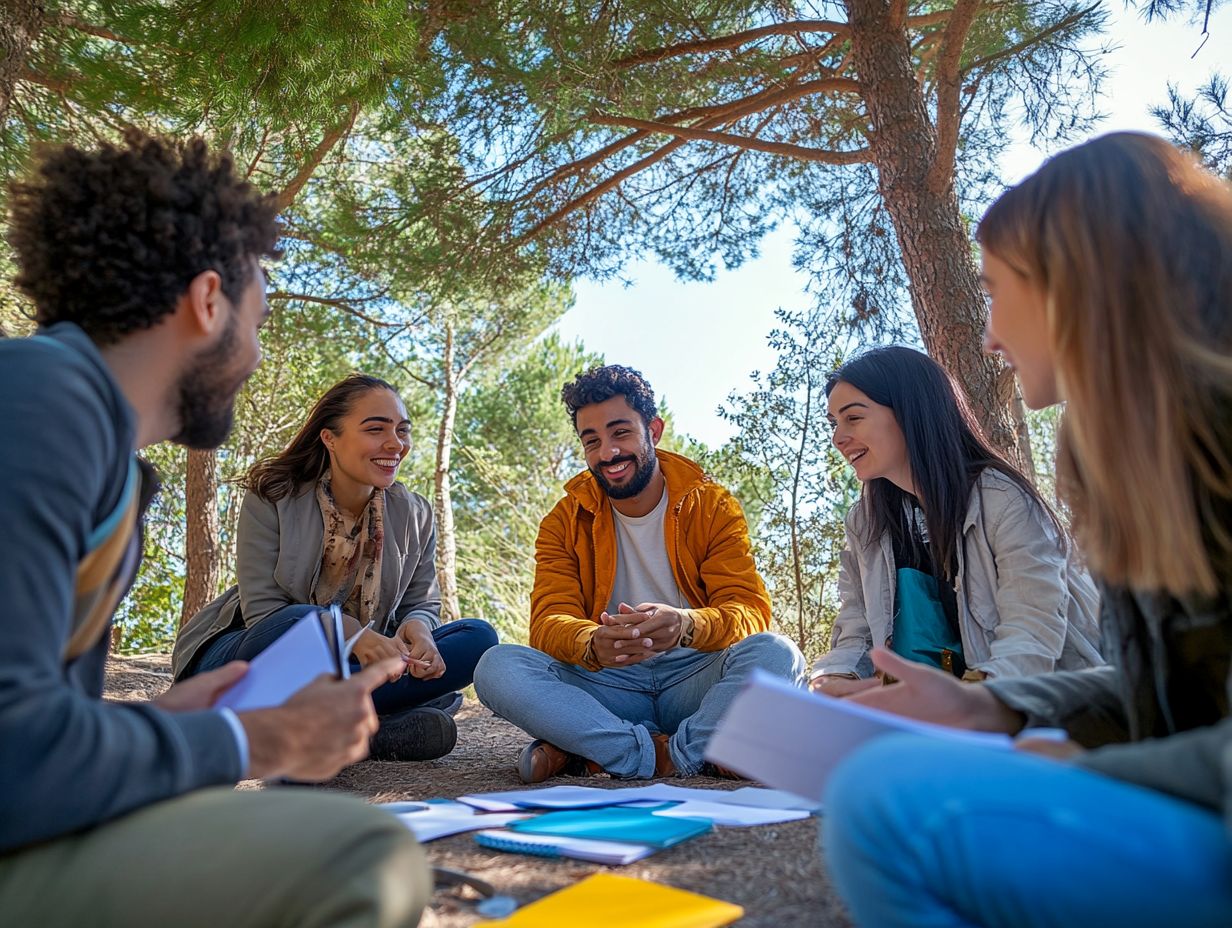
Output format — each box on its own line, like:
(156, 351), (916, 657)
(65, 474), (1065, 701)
(382, 801), (531, 842)
(457, 785), (650, 812)
(705, 670), (1013, 804)
(651, 800), (809, 827)
(628, 783), (819, 811)
(214, 613), (337, 711)
(456, 782), (821, 821)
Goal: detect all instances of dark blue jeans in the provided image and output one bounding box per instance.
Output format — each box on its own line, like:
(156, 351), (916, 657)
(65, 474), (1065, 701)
(191, 603), (498, 715)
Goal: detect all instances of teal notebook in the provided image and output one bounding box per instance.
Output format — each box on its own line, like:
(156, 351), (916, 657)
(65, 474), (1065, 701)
(506, 806), (712, 849)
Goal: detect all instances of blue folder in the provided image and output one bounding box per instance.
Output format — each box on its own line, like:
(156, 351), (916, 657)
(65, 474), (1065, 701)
(506, 806), (712, 849)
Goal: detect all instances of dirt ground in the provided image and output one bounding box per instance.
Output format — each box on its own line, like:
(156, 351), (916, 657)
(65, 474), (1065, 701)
(105, 654), (852, 927)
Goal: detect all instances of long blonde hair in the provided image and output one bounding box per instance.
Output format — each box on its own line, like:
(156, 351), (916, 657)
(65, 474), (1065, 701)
(978, 132), (1232, 597)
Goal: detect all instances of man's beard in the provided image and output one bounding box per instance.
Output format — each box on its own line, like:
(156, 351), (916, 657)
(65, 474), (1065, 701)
(171, 313), (244, 450)
(591, 438), (657, 500)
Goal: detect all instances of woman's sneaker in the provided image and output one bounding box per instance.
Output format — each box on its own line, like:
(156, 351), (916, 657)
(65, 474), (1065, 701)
(421, 691), (464, 717)
(370, 706), (458, 761)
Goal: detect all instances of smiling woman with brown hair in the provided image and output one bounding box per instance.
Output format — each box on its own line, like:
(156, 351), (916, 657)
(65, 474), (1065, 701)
(173, 373), (497, 762)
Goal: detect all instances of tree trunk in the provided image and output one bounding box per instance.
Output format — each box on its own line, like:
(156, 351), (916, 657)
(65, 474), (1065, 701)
(845, 0), (1032, 472)
(0, 0), (43, 128)
(433, 322), (462, 623)
(180, 449), (221, 627)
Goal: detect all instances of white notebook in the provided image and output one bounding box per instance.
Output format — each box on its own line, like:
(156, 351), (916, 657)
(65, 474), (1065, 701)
(213, 605), (362, 712)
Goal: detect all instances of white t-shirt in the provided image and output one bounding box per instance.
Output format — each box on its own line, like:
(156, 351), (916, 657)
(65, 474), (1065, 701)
(605, 487), (690, 613)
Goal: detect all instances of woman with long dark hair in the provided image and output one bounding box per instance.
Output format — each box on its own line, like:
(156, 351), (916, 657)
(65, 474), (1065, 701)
(821, 134), (1232, 926)
(173, 373), (497, 761)
(812, 345), (1101, 695)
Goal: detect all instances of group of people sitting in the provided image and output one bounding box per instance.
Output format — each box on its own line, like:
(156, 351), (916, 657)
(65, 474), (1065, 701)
(0, 127), (1228, 928)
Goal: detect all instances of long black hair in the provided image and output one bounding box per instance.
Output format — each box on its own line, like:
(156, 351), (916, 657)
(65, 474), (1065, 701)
(827, 346), (1061, 578)
(240, 373), (400, 501)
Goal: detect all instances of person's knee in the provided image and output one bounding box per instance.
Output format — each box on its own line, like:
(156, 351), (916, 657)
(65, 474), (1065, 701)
(823, 734), (944, 856)
(456, 618), (500, 653)
(473, 643), (537, 706)
(308, 803), (430, 928)
(343, 815), (430, 928)
(734, 632), (807, 679)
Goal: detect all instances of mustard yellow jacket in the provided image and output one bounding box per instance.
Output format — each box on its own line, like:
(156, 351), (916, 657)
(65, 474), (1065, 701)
(530, 449), (772, 668)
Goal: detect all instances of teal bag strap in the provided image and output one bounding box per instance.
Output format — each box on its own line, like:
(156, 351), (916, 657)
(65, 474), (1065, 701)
(890, 567), (966, 676)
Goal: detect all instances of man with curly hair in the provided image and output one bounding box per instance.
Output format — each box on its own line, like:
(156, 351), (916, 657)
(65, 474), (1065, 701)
(0, 131), (428, 927)
(475, 364), (806, 782)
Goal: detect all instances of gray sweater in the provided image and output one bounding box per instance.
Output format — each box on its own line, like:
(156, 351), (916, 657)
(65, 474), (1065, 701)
(813, 469), (1103, 681)
(172, 481), (441, 678)
(0, 324), (241, 853)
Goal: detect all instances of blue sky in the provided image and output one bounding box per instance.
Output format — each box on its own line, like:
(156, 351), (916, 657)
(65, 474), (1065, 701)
(551, 4), (1232, 448)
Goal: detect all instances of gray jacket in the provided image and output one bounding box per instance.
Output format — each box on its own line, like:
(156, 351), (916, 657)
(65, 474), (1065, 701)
(812, 469), (1103, 681)
(987, 585), (1231, 837)
(172, 482), (441, 678)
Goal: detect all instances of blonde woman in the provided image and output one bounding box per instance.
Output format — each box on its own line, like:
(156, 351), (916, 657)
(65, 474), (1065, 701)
(821, 134), (1232, 927)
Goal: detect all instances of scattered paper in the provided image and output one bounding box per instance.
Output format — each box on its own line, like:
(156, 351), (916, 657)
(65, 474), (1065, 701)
(382, 801), (530, 843)
(651, 800), (808, 827)
(458, 785), (649, 812)
(706, 670), (1012, 804)
(458, 782), (823, 819)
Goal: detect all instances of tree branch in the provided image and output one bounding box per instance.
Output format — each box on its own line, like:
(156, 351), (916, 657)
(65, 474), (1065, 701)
(54, 12), (129, 43)
(518, 136), (691, 242)
(962, 3), (1099, 76)
(19, 66), (75, 95)
(930, 0), (983, 193)
(268, 290), (401, 328)
(612, 20), (850, 69)
(590, 113), (873, 164)
(272, 103), (360, 212)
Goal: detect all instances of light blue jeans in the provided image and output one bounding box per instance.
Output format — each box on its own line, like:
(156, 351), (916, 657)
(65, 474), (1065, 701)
(822, 734), (1232, 928)
(473, 633), (806, 777)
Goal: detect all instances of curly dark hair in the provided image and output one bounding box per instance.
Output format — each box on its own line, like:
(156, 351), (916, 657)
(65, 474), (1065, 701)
(6, 129), (281, 344)
(561, 364), (658, 428)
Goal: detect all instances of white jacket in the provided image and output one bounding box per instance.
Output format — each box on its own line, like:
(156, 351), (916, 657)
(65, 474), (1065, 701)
(811, 469), (1103, 681)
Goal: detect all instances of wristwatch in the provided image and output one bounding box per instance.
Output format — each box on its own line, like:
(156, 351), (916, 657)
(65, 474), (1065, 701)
(678, 613), (696, 648)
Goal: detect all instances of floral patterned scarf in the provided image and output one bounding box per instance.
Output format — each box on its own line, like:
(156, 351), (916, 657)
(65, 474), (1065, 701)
(312, 476), (385, 627)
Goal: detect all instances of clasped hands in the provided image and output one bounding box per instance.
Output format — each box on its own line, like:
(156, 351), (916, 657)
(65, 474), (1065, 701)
(590, 601), (687, 668)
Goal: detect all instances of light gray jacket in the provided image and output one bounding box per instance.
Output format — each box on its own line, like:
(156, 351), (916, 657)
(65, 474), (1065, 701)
(172, 481), (441, 679)
(811, 469), (1103, 681)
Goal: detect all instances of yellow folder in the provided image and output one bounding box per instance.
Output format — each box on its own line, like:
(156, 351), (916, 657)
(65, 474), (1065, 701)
(474, 872), (744, 927)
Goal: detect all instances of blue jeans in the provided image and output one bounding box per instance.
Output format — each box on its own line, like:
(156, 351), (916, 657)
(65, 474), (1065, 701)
(473, 633), (806, 777)
(822, 734), (1232, 928)
(191, 604), (498, 716)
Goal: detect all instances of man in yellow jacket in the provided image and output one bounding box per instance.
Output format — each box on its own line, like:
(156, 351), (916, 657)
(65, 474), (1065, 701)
(474, 365), (806, 782)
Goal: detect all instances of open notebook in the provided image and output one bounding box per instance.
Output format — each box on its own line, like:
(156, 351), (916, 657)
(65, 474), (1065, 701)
(213, 604), (365, 712)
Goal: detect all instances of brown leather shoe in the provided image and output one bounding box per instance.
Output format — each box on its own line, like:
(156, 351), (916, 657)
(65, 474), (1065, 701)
(517, 739), (601, 784)
(700, 761), (747, 780)
(652, 732), (677, 777)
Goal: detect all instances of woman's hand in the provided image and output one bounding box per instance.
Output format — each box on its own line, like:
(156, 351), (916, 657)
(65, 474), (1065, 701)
(397, 620), (446, 680)
(350, 627), (410, 670)
(809, 674), (881, 697)
(1016, 736), (1085, 761)
(847, 647), (1026, 733)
